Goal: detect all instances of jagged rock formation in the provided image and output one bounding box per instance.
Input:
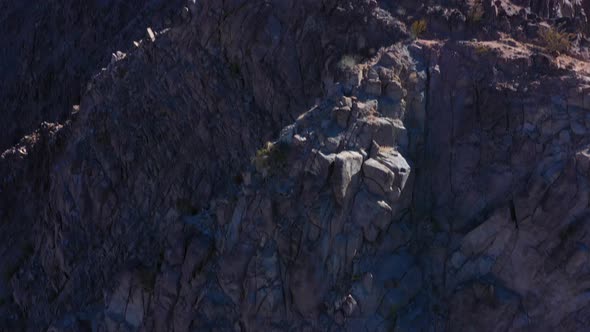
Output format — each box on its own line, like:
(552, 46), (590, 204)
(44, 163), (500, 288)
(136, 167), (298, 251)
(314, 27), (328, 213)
(2, 0), (590, 331)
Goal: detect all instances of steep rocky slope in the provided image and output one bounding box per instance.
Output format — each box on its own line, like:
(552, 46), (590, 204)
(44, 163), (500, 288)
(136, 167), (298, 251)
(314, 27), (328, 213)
(0, 0), (184, 151)
(2, 0), (590, 331)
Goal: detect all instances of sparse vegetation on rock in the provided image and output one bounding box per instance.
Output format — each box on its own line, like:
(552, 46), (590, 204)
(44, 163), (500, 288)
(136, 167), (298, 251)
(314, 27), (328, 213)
(474, 44), (492, 55)
(467, 0), (485, 23)
(540, 26), (575, 54)
(253, 141), (289, 176)
(337, 55), (361, 71)
(410, 19), (427, 39)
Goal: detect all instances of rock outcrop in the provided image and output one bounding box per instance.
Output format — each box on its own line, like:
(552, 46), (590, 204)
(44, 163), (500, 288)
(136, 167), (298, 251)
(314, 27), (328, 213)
(2, 0), (590, 331)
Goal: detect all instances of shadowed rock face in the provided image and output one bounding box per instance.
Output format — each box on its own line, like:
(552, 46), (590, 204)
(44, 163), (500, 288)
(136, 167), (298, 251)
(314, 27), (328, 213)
(0, 0), (185, 151)
(2, 0), (590, 331)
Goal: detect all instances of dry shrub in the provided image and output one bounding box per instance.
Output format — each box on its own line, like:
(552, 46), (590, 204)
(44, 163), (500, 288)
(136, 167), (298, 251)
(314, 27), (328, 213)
(468, 0), (485, 23)
(410, 19), (427, 39)
(540, 27), (574, 54)
(475, 44), (491, 55)
(336, 55), (360, 71)
(253, 141), (289, 177)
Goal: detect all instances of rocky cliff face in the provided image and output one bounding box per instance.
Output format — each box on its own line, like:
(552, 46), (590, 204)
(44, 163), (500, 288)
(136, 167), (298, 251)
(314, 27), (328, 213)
(2, 0), (590, 331)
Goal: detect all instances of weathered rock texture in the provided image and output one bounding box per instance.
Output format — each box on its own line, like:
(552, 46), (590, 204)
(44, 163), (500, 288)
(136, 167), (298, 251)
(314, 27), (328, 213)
(2, 0), (590, 331)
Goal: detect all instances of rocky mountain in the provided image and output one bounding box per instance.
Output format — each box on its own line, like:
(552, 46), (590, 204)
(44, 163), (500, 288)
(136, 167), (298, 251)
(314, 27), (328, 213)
(2, 0), (590, 331)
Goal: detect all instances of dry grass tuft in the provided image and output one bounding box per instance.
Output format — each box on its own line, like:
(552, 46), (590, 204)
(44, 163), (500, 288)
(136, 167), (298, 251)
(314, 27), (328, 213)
(468, 0), (485, 23)
(540, 27), (575, 54)
(410, 19), (427, 39)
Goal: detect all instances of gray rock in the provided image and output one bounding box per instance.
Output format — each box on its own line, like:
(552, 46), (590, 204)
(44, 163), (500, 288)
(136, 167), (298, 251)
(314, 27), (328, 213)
(306, 149), (335, 179)
(146, 27), (156, 42)
(342, 294), (359, 317)
(384, 78), (406, 100)
(352, 191), (393, 241)
(375, 150), (411, 191)
(361, 117), (409, 149)
(332, 151), (364, 205)
(363, 158), (396, 197)
(332, 106), (352, 128)
(365, 79), (383, 96)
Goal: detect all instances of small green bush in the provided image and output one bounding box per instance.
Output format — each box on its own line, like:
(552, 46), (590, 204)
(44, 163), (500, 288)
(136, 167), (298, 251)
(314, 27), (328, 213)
(468, 0), (485, 23)
(474, 44), (491, 55)
(540, 27), (574, 54)
(336, 55), (360, 71)
(410, 19), (427, 39)
(253, 141), (289, 176)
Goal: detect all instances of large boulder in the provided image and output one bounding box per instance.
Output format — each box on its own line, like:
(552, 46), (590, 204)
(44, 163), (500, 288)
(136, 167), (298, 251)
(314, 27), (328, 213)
(332, 151), (364, 205)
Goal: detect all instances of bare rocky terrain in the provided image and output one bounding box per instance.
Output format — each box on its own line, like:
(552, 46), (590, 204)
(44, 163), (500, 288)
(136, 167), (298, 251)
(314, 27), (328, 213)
(2, 0), (590, 331)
